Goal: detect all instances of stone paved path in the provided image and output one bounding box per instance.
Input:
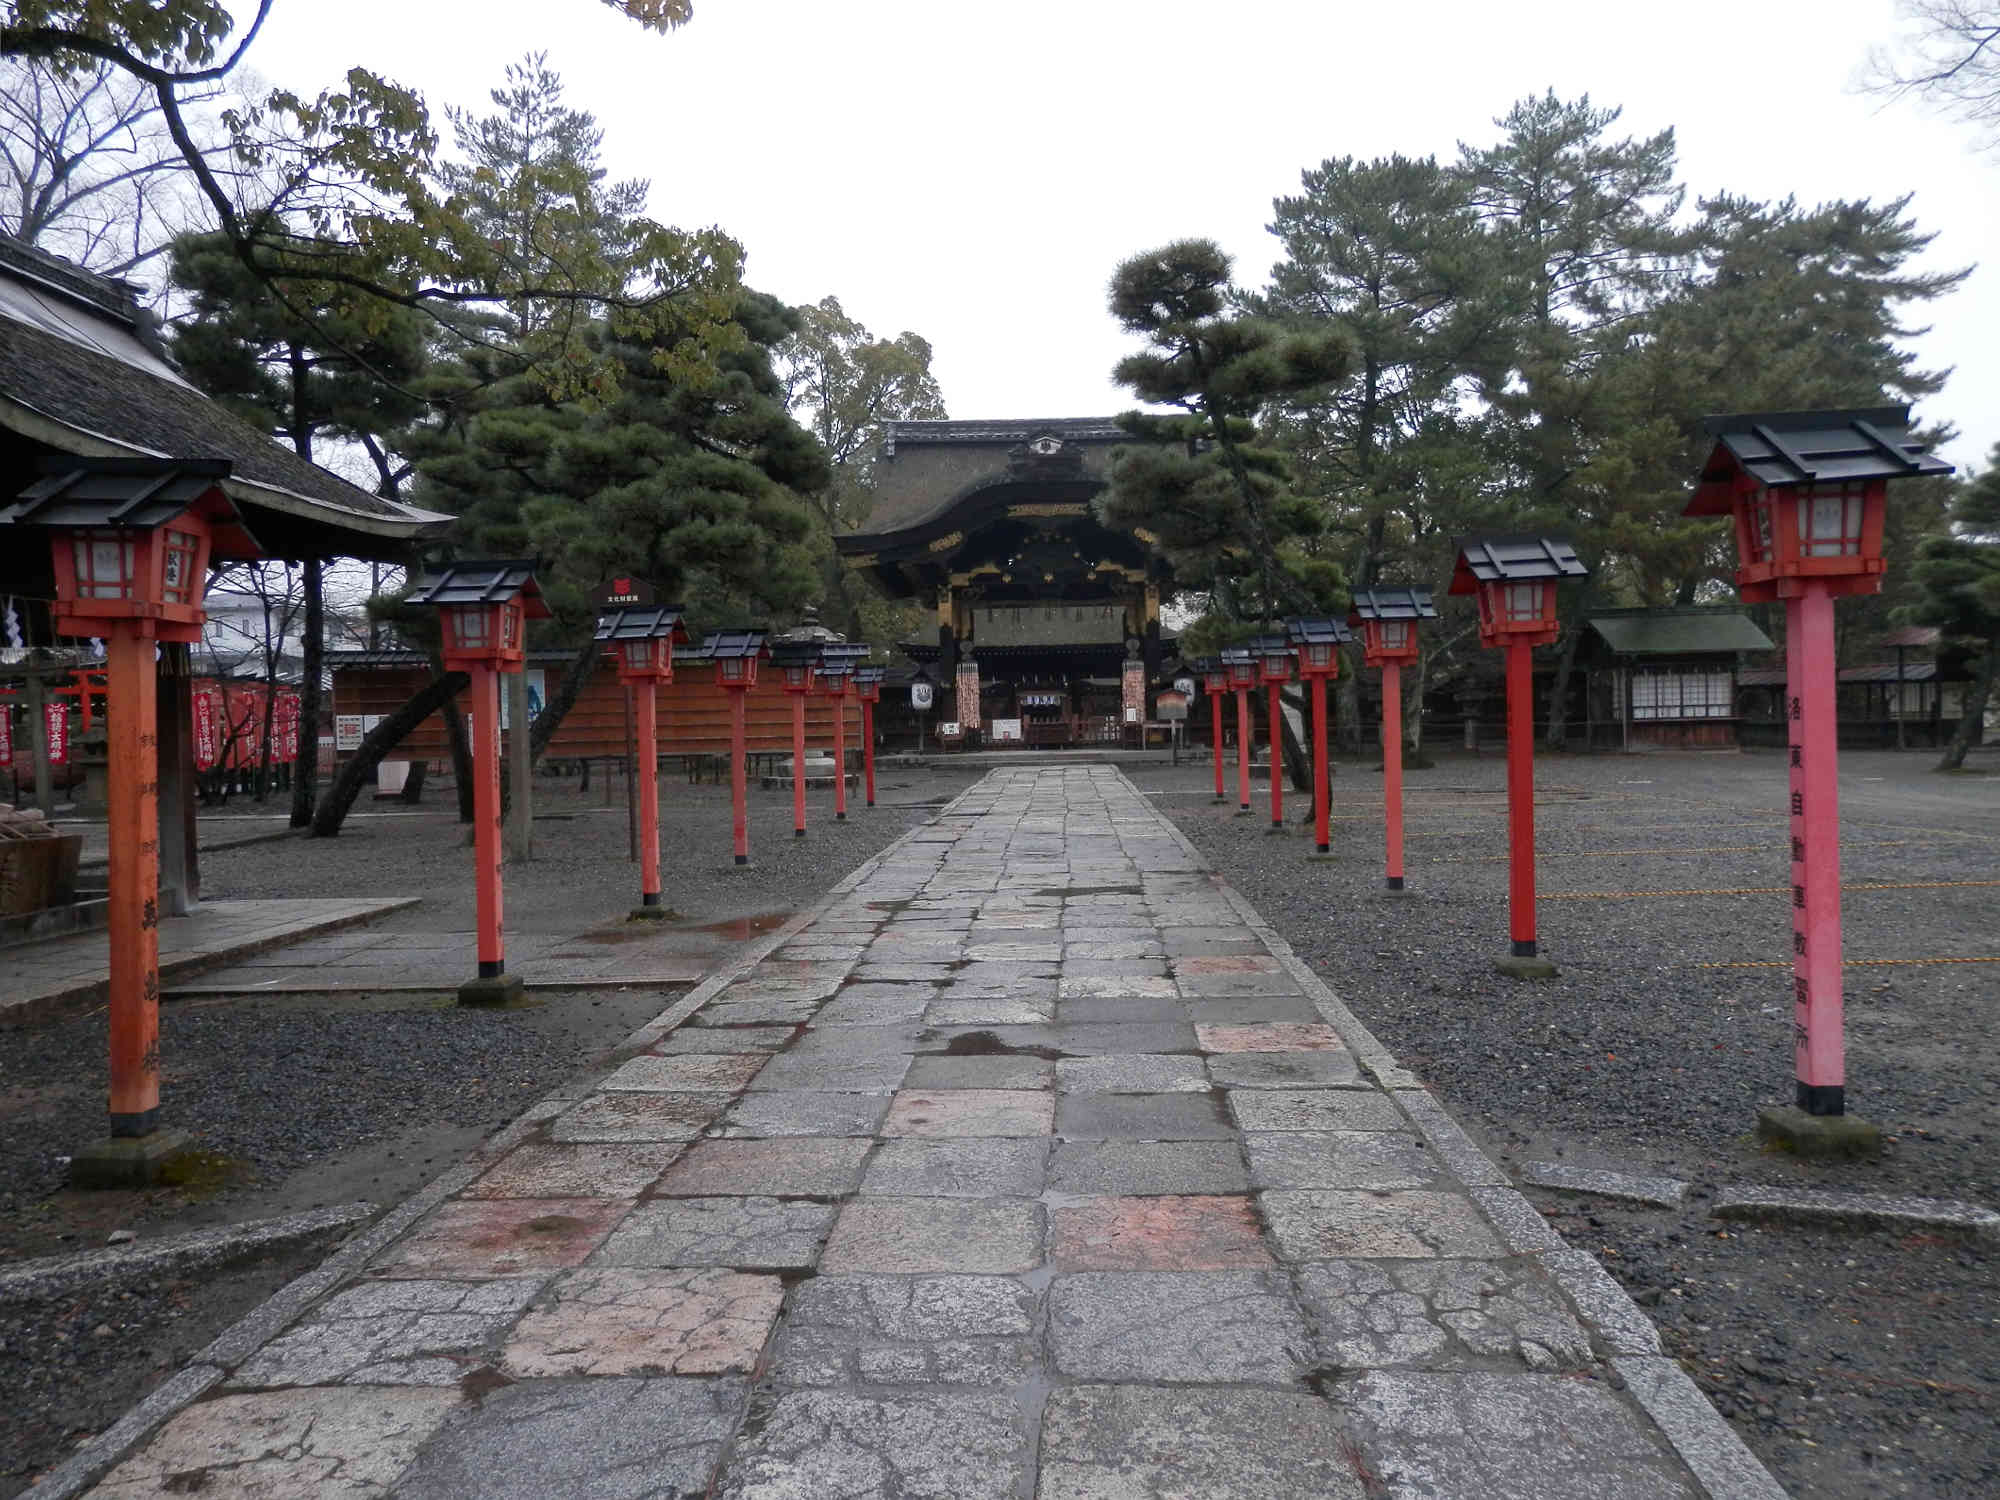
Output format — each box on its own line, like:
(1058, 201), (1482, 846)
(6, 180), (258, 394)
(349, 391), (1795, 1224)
(63, 768), (1785, 1499)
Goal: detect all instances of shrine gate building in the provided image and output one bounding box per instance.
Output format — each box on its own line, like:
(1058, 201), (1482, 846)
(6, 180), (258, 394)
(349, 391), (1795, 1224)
(835, 418), (1174, 746)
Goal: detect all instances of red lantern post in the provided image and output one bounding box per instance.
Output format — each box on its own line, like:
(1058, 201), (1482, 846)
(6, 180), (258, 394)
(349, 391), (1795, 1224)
(770, 641), (821, 838)
(1285, 619), (1352, 857)
(598, 605), (689, 917)
(1200, 659), (1229, 804)
(1221, 648), (1257, 813)
(1349, 590), (1437, 888)
(704, 630), (769, 865)
(1450, 537), (1589, 979)
(7, 457), (258, 1183)
(1250, 634), (1295, 830)
(855, 667), (884, 808)
(409, 561), (550, 1006)
(1686, 408), (1950, 1149)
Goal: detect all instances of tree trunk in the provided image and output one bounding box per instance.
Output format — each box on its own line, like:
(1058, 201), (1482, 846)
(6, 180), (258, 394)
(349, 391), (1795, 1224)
(398, 756), (428, 804)
(310, 670), (469, 837)
(1335, 658), (1363, 754)
(498, 635), (599, 817)
(289, 557), (324, 827)
(1935, 636), (1998, 772)
(429, 648), (476, 822)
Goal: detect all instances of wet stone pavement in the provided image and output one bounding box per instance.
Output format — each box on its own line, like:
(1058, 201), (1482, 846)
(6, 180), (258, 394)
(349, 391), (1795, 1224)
(74, 767), (1784, 1499)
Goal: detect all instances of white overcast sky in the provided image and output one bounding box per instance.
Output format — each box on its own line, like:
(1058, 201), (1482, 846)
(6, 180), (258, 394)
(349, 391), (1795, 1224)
(250, 0), (1996, 474)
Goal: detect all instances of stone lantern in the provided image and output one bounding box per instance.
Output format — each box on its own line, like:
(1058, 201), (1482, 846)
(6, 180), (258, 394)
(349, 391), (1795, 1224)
(1285, 618), (1353, 857)
(407, 560), (550, 1006)
(596, 604), (689, 917)
(1450, 537), (1588, 977)
(702, 629), (768, 865)
(1685, 408), (1950, 1150)
(1349, 588), (1437, 889)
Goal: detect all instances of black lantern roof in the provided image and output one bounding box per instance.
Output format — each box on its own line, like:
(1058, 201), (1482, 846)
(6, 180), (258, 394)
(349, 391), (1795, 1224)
(818, 642), (872, 666)
(767, 639), (822, 670)
(1449, 535), (1588, 594)
(1286, 616), (1356, 646)
(1247, 632), (1293, 656)
(1686, 406), (1953, 515)
(407, 559), (551, 618)
(699, 627), (768, 660)
(594, 604), (688, 643)
(1219, 646), (1253, 664)
(8, 455), (232, 530)
(853, 665), (885, 685)
(1348, 588), (1437, 622)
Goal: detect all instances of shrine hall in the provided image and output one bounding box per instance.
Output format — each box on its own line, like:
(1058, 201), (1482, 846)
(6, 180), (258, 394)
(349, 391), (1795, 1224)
(836, 418), (1175, 746)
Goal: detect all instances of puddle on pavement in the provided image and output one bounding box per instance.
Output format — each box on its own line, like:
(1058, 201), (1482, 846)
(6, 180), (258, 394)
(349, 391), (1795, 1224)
(564, 911), (790, 945)
(926, 1029), (1064, 1061)
(692, 912), (792, 941)
(1033, 884), (1142, 899)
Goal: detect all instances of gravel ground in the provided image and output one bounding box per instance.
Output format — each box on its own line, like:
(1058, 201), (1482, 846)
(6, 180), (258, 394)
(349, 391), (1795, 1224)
(0, 764), (977, 1497)
(1147, 744), (1999, 1500)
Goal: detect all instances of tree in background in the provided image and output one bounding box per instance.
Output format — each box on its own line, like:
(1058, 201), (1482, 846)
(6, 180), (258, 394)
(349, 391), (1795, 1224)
(169, 228), (432, 826)
(1864, 3), (2000, 153)
(1099, 239), (1352, 633)
(778, 294), (947, 640)
(0, 54), (220, 283)
(1906, 448), (2000, 769)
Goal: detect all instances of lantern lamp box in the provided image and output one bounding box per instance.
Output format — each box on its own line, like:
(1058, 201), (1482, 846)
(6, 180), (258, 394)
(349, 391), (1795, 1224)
(1450, 536), (1588, 648)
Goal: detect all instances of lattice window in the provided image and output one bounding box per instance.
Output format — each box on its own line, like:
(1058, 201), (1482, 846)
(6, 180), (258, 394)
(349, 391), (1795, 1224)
(1629, 669), (1733, 720)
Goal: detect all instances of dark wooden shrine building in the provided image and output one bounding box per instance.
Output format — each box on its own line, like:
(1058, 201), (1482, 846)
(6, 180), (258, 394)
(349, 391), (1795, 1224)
(835, 418), (1173, 745)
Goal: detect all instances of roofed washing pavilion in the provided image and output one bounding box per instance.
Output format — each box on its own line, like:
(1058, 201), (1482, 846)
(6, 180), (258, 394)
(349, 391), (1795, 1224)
(835, 418), (1173, 745)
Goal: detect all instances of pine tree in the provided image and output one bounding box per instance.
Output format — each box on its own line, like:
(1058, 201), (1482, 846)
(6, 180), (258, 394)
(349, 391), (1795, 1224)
(1099, 239), (1352, 631)
(1906, 450), (2000, 770)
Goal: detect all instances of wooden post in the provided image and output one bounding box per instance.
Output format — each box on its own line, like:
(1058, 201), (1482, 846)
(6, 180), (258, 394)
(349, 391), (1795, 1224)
(862, 698), (877, 808)
(1210, 689), (1226, 803)
(1383, 662), (1405, 889)
(1505, 642), (1538, 957)
(791, 693), (807, 837)
(1310, 673), (1330, 854)
(1790, 586), (1846, 1114)
(1235, 688), (1252, 812)
(156, 642), (198, 916)
(25, 670), (54, 813)
(831, 692), (848, 821)
(104, 626), (161, 1135)
(623, 685), (637, 862)
(633, 677), (662, 911)
(506, 667), (531, 862)
(1266, 681), (1284, 828)
(471, 664), (506, 979)
(729, 688), (749, 864)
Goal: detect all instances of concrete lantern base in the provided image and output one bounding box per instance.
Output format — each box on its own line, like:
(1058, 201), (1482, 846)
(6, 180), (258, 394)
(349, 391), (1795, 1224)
(1304, 851), (1338, 863)
(69, 1129), (194, 1189)
(627, 904), (673, 922)
(1756, 1105), (1883, 1160)
(457, 973), (530, 1008)
(1493, 953), (1560, 981)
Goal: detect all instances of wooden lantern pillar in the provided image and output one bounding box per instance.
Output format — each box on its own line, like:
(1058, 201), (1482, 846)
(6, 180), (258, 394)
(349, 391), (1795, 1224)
(1221, 648), (1257, 813)
(1249, 634), (1296, 830)
(408, 561), (551, 1007)
(6, 457), (258, 1184)
(855, 667), (884, 808)
(1286, 619), (1352, 858)
(1450, 536), (1589, 979)
(1198, 660), (1229, 804)
(770, 642), (821, 838)
(703, 630), (769, 866)
(598, 605), (689, 918)
(1349, 590), (1438, 889)
(1686, 408), (1950, 1146)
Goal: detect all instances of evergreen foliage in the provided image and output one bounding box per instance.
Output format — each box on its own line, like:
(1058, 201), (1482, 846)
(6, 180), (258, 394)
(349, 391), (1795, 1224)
(1906, 449), (2000, 768)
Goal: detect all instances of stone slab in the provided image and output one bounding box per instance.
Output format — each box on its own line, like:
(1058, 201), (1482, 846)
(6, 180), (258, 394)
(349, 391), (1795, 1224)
(599, 1053), (767, 1093)
(821, 1196), (1043, 1273)
(903, 1055), (1055, 1091)
(1037, 1385), (1368, 1500)
(883, 1089), (1055, 1138)
(860, 1138), (1049, 1198)
(1207, 1050), (1362, 1089)
(1055, 1091), (1235, 1140)
(715, 1391), (1025, 1500)
(465, 1143), (680, 1201)
(393, 1376), (747, 1500)
(1298, 1259), (1592, 1371)
(368, 1198), (629, 1279)
(1521, 1161), (1690, 1208)
(1197, 1021), (1346, 1053)
(501, 1267), (783, 1377)
(1230, 1089), (1407, 1133)
(1049, 1194), (1274, 1270)
(1045, 1139), (1250, 1197)
(744, 1050), (912, 1093)
(227, 1277), (543, 1388)
(90, 1387), (458, 1498)
(766, 1274), (1037, 1389)
(590, 1197), (837, 1270)
(1336, 1370), (1699, 1499)
(549, 1091), (726, 1143)
(1260, 1190), (1505, 1261)
(1047, 1269), (1309, 1384)
(1054, 1053), (1209, 1093)
(1712, 1183), (2000, 1236)
(655, 1138), (872, 1198)
(718, 1090), (891, 1138)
